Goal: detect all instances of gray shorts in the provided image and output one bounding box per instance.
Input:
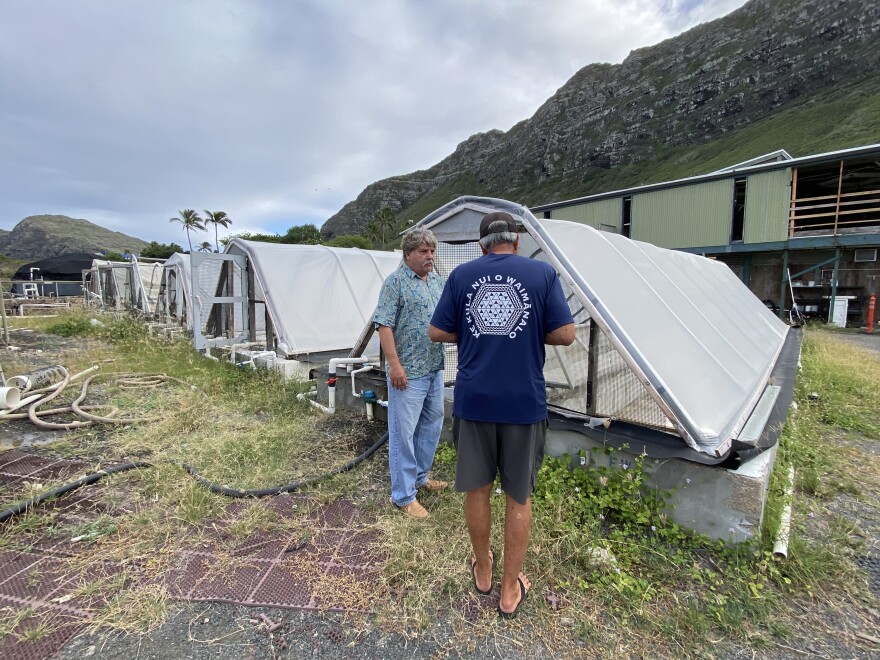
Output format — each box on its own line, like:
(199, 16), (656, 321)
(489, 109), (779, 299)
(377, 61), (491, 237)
(452, 417), (547, 505)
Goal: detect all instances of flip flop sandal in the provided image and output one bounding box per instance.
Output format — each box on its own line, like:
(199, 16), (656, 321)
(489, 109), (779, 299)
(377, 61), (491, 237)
(470, 550), (493, 595)
(497, 574), (529, 619)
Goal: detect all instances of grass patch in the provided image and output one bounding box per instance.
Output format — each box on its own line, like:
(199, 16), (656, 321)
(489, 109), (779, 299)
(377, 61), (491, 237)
(1, 321), (877, 656)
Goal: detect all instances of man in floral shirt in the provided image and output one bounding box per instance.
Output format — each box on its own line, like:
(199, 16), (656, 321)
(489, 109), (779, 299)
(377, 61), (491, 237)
(374, 227), (448, 519)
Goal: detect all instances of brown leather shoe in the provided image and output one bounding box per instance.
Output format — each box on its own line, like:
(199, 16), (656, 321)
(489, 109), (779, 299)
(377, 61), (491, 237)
(420, 478), (449, 491)
(391, 498), (429, 519)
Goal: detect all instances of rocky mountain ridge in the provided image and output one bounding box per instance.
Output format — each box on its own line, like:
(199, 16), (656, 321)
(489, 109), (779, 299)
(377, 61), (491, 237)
(322, 0), (880, 238)
(0, 215), (149, 260)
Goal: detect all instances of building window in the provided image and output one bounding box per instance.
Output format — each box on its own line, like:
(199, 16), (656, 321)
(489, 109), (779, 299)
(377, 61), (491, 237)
(789, 158), (880, 236)
(731, 178), (746, 242)
(543, 210), (551, 219)
(622, 196), (632, 238)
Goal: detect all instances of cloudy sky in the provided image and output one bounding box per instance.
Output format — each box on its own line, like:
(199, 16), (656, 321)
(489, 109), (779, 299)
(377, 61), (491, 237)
(0, 0), (747, 247)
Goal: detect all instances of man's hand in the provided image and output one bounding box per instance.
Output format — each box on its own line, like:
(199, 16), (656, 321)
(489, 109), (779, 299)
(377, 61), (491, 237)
(388, 363), (408, 390)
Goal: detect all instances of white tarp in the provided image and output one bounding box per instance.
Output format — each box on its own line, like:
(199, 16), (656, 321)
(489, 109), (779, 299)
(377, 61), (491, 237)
(133, 260), (164, 314)
(413, 196), (789, 459)
(224, 239), (402, 356)
(87, 260), (130, 308)
(538, 218), (788, 452)
(160, 253), (191, 324)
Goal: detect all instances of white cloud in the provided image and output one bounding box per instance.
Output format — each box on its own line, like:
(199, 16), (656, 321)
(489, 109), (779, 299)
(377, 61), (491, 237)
(0, 0), (748, 246)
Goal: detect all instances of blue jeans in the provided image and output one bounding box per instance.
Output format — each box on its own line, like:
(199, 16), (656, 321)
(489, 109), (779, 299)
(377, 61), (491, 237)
(387, 370), (444, 507)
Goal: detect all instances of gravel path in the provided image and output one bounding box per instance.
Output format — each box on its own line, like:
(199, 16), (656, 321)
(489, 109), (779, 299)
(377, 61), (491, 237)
(833, 329), (880, 357)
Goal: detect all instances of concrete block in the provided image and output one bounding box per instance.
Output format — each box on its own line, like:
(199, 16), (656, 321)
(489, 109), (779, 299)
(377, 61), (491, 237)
(546, 428), (777, 543)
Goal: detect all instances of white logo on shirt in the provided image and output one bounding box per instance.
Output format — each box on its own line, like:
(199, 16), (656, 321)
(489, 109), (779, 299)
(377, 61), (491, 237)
(465, 275), (532, 339)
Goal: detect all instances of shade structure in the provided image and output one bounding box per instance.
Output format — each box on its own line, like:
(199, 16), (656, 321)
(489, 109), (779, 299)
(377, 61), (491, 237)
(13, 253), (99, 281)
(11, 252), (100, 297)
(133, 259), (163, 314)
(84, 260), (130, 308)
(411, 196), (791, 461)
(223, 239), (402, 357)
(158, 253), (192, 326)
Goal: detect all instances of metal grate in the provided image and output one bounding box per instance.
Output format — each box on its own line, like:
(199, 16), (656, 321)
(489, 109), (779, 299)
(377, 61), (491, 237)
(435, 242), (482, 385)
(0, 451), (387, 659)
(593, 328), (673, 431)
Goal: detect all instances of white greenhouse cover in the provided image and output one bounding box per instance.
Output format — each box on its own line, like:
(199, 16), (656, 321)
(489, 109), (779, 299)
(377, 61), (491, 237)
(225, 239), (402, 356)
(88, 260), (129, 304)
(163, 253), (192, 307)
(415, 196), (790, 458)
(539, 219), (788, 453)
(133, 260), (164, 314)
(160, 253), (192, 325)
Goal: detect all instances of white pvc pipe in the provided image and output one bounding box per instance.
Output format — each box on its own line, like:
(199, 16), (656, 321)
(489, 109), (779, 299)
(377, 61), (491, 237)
(772, 465), (796, 559)
(0, 387), (20, 409)
(350, 364), (373, 398)
(297, 390), (332, 414)
(328, 357), (372, 377)
(229, 342), (261, 364)
(0, 392), (45, 415)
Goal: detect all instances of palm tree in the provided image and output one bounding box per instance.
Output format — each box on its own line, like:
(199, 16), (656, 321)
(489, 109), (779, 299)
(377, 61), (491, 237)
(169, 209), (206, 252)
(203, 210), (232, 252)
(198, 241), (213, 252)
(367, 207), (398, 250)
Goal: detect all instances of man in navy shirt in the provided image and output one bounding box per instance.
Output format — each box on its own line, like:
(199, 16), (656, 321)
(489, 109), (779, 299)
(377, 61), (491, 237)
(428, 211), (575, 618)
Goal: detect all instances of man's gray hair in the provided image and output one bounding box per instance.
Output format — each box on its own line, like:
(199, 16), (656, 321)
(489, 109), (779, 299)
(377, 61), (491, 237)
(479, 229), (519, 251)
(400, 227), (437, 255)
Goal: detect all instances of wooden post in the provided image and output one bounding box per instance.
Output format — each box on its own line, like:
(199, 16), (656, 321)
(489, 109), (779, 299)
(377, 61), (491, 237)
(778, 250), (789, 320)
(207, 262), (229, 338)
(586, 320), (599, 415)
(265, 306), (275, 353)
(833, 160), (844, 235)
(224, 260), (234, 338)
(0, 278), (8, 345)
(828, 248), (840, 324)
(247, 263), (256, 342)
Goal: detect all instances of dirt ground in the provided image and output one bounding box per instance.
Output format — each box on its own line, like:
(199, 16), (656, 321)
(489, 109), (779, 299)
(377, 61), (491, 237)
(2, 326), (879, 659)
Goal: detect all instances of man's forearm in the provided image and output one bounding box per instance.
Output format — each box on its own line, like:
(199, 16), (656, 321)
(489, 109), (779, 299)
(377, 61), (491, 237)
(428, 324), (456, 343)
(544, 322), (576, 346)
(377, 325), (401, 367)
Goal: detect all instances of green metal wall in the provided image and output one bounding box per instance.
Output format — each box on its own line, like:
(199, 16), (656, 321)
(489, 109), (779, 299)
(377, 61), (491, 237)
(631, 180), (732, 249)
(742, 168), (791, 244)
(547, 197), (620, 230)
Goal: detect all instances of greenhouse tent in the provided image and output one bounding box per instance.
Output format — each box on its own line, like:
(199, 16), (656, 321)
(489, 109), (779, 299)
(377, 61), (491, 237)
(380, 196), (793, 463)
(158, 253), (192, 326)
(133, 259), (164, 315)
(220, 240), (402, 358)
(83, 258), (164, 314)
(84, 260), (130, 309)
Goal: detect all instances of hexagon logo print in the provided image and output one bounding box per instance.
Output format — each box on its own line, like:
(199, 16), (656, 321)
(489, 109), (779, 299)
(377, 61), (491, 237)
(471, 283), (525, 336)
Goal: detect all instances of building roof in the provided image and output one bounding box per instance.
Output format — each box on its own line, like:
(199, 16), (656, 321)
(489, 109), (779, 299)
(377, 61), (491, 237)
(533, 143), (880, 212)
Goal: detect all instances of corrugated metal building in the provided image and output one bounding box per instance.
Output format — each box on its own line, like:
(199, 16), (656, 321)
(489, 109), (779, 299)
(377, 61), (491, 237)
(532, 144), (880, 325)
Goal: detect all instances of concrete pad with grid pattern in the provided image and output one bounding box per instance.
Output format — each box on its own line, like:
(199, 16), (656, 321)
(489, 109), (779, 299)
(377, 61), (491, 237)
(0, 450), (385, 660)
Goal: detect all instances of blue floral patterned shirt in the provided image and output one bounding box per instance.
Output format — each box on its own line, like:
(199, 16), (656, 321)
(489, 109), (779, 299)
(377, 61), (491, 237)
(374, 263), (445, 378)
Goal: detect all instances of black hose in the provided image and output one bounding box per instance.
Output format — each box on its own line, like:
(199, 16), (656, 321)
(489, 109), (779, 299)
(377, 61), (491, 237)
(182, 431), (389, 497)
(0, 461), (152, 524)
(0, 431), (389, 520)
